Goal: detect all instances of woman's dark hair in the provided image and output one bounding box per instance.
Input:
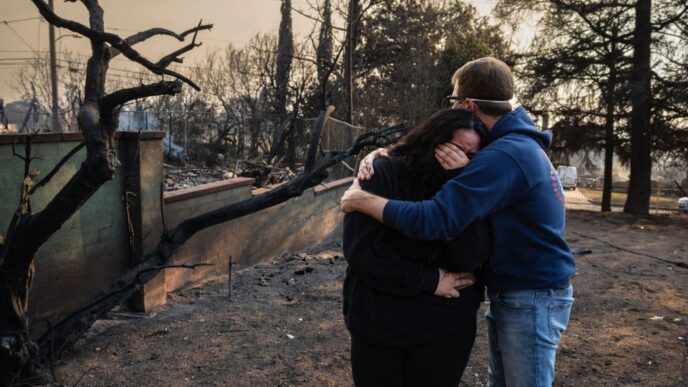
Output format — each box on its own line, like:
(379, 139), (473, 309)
(388, 108), (487, 197)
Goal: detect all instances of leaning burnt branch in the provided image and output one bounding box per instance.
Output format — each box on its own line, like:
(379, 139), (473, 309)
(37, 120), (408, 360)
(165, 122), (407, 241)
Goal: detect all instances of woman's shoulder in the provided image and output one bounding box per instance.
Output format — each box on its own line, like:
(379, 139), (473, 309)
(370, 156), (408, 183)
(371, 155), (395, 172)
(360, 156), (401, 196)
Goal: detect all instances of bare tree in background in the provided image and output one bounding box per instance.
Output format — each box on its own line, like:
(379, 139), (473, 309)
(11, 51), (87, 131)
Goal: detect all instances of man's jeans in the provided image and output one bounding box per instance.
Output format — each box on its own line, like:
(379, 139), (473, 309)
(485, 284), (574, 387)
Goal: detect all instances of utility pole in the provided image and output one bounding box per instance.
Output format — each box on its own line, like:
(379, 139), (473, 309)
(48, 0), (62, 132)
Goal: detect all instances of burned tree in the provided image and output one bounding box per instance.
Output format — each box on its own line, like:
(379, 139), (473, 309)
(0, 0), (211, 384)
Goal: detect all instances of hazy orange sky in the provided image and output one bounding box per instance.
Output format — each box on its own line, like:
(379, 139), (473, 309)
(0, 0), (504, 102)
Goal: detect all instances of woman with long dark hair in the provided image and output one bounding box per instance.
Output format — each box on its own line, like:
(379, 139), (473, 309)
(343, 108), (490, 387)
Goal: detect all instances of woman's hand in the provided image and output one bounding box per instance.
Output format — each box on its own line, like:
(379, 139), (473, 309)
(434, 269), (476, 298)
(435, 142), (470, 170)
(357, 148), (388, 181)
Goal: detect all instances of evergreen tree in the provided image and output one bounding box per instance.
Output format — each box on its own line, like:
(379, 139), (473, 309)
(316, 0), (334, 109)
(496, 0), (688, 214)
(275, 0), (294, 118)
(275, 0), (295, 165)
(355, 0), (512, 127)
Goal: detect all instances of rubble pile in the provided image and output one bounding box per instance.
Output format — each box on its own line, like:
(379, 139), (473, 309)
(162, 160), (296, 191)
(163, 164), (236, 191)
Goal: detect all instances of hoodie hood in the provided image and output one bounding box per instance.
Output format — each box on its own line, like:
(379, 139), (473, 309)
(488, 107), (552, 150)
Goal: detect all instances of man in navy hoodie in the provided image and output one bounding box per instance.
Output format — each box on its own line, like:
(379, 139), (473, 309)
(341, 57), (575, 387)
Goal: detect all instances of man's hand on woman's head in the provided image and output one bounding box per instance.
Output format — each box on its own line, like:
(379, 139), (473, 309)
(435, 142), (470, 170)
(357, 148), (388, 181)
(434, 270), (476, 298)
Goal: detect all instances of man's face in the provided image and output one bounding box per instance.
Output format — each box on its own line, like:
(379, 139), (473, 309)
(450, 129), (481, 159)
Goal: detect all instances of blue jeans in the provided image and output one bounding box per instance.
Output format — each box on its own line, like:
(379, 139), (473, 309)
(486, 285), (574, 387)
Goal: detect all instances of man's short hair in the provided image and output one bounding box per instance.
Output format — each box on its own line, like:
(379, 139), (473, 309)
(452, 57), (514, 117)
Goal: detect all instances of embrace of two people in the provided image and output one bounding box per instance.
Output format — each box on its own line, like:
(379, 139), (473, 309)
(339, 57), (576, 387)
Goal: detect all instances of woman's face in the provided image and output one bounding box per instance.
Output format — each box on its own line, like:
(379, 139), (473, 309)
(450, 128), (481, 159)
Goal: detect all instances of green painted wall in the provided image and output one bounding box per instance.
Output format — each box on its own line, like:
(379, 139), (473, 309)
(0, 137), (132, 326)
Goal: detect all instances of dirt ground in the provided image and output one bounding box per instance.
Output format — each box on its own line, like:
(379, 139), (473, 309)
(52, 211), (687, 386)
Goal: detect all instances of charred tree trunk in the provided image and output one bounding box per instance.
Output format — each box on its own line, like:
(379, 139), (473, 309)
(0, 1), (210, 384)
(601, 100), (615, 212)
(624, 0), (652, 214)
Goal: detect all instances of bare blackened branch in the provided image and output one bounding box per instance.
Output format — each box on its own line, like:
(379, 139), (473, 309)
(268, 93), (307, 164)
(31, 0), (111, 41)
(99, 81), (183, 111)
(268, 117), (296, 163)
(30, 0), (209, 90)
(155, 20), (205, 68)
(111, 22), (213, 58)
(12, 132), (40, 210)
(304, 106), (335, 172)
(29, 142), (86, 195)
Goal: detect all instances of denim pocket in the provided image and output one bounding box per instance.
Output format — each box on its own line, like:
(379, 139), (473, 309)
(495, 290), (535, 310)
(548, 301), (572, 344)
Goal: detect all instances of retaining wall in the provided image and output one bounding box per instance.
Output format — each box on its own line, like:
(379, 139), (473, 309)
(0, 133), (351, 332)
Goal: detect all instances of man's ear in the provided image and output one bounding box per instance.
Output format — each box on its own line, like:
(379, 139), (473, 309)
(466, 99), (479, 113)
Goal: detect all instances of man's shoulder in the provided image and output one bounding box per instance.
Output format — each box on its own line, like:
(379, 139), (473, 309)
(485, 133), (541, 159)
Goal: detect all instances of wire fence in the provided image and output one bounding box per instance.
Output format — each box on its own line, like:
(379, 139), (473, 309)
(563, 185), (686, 214)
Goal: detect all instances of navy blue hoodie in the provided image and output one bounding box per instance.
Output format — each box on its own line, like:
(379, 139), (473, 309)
(383, 107), (576, 290)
